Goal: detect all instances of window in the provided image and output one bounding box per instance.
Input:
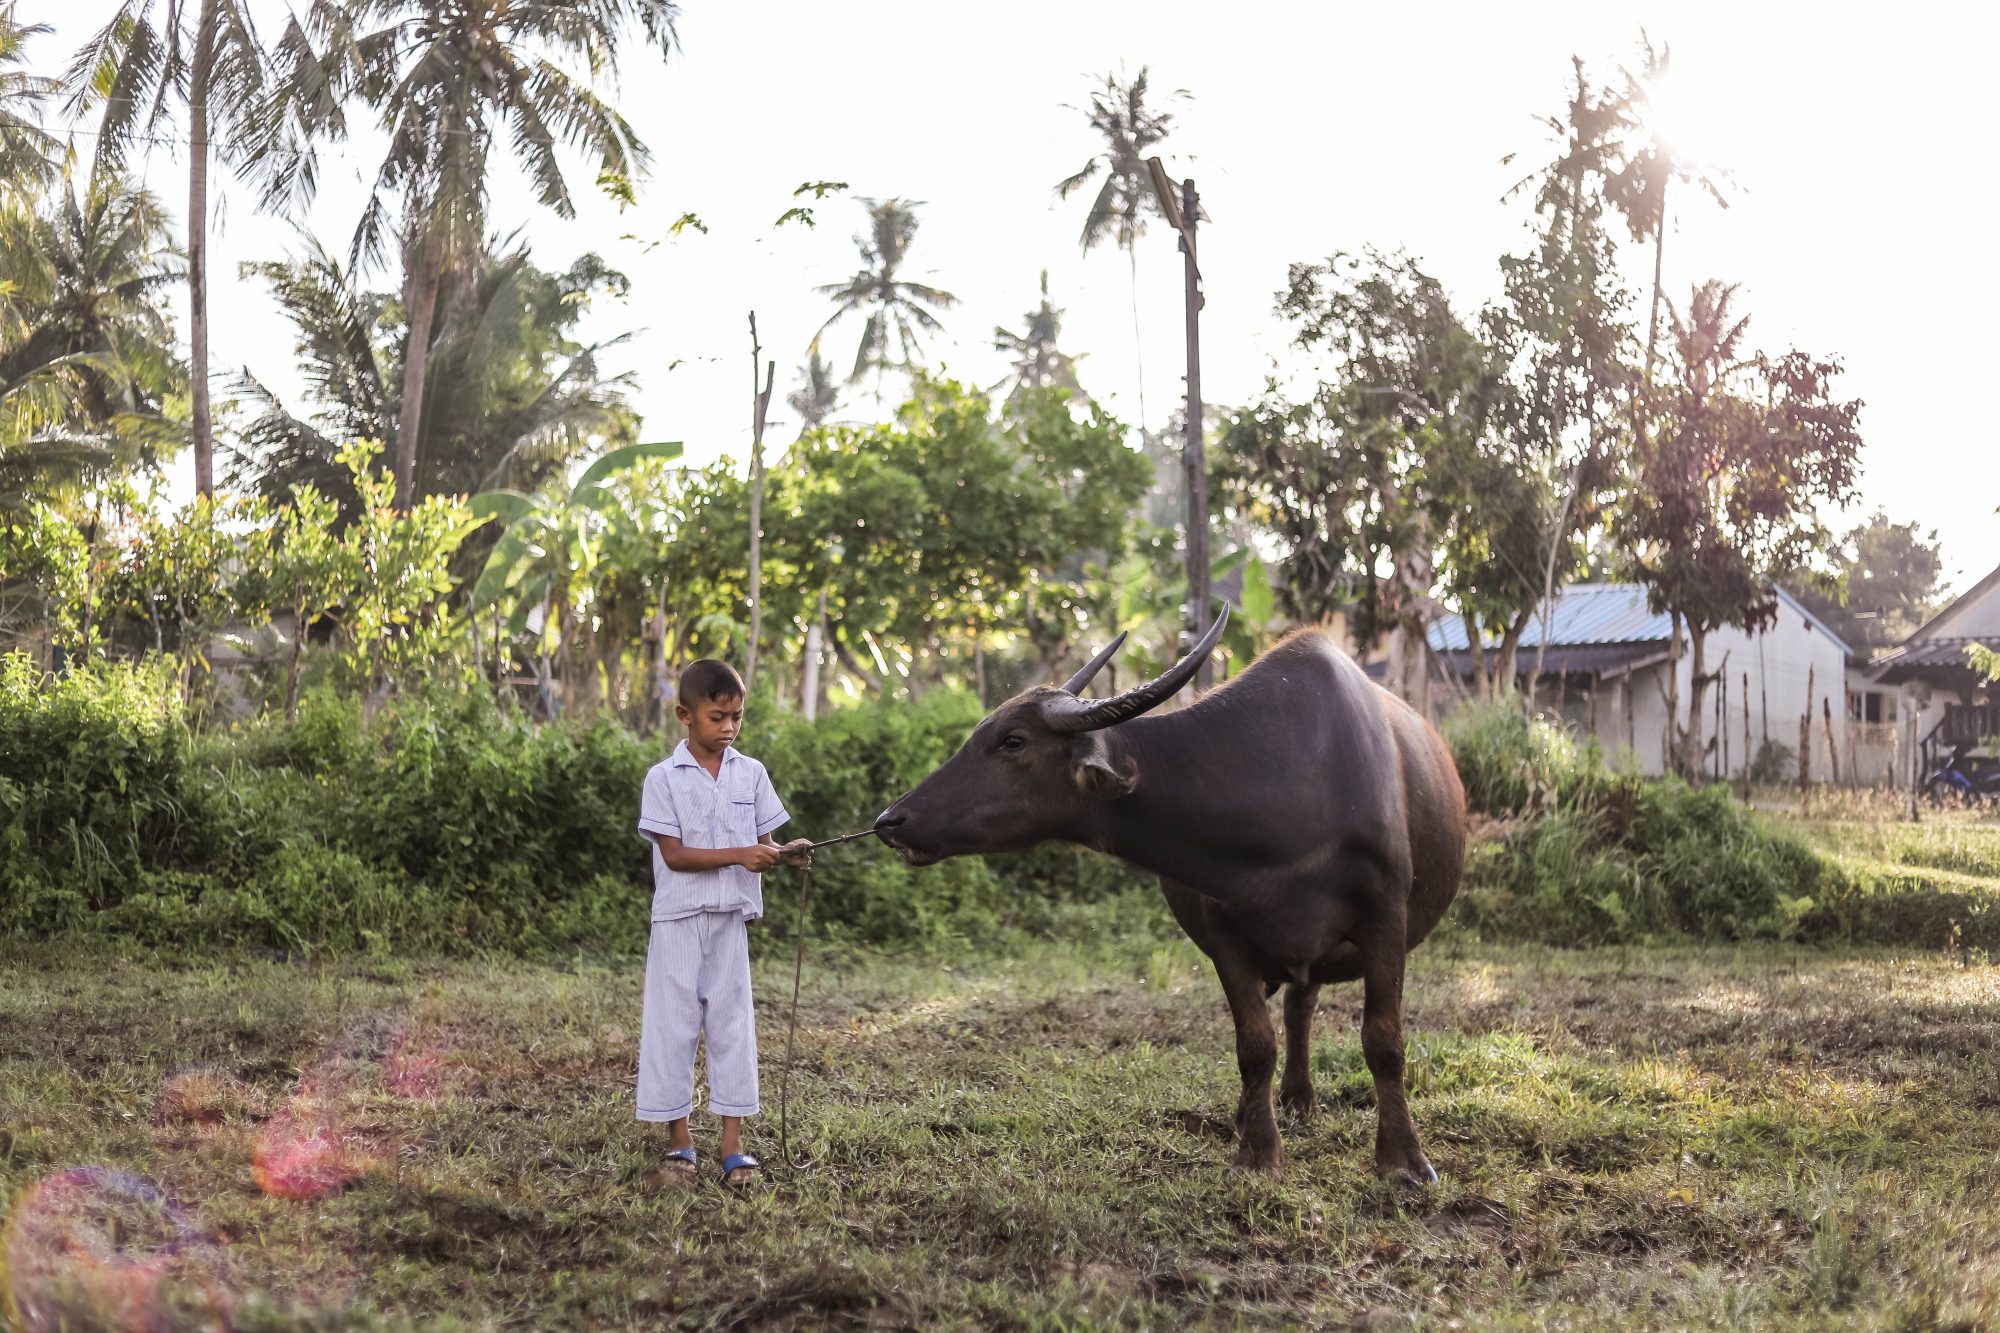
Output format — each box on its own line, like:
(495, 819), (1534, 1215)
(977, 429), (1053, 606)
(1848, 690), (1897, 724)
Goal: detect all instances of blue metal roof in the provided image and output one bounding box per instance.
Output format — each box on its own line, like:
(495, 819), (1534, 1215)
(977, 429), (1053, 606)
(1429, 584), (1671, 652)
(1431, 581), (1855, 658)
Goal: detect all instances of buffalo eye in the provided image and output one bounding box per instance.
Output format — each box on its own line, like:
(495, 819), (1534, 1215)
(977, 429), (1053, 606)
(999, 734), (1027, 753)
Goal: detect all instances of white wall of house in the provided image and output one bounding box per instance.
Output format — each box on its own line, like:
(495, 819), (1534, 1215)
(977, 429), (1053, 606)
(1555, 602), (1855, 780)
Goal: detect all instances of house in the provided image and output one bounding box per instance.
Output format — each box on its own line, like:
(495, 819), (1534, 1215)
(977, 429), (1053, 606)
(1429, 583), (1857, 780)
(1870, 562), (2000, 773)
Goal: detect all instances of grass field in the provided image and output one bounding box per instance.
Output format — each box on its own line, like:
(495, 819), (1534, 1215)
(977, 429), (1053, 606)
(5, 911), (1998, 1331)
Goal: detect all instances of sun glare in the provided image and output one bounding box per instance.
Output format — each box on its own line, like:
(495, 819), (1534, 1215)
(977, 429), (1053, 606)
(1637, 67), (1734, 169)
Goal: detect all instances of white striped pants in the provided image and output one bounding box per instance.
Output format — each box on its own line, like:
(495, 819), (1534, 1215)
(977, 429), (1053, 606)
(637, 911), (760, 1121)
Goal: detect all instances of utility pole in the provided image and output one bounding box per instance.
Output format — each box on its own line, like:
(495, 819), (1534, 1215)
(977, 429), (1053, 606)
(747, 312), (774, 693)
(1149, 158), (1211, 691)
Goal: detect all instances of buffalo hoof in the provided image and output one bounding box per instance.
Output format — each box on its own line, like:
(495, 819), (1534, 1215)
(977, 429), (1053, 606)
(1229, 1152), (1284, 1177)
(1378, 1158), (1438, 1189)
(1231, 1137), (1285, 1175)
(1277, 1085), (1318, 1120)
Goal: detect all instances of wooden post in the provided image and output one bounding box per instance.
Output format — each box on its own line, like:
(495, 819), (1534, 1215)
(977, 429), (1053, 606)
(1822, 696), (1841, 787)
(1742, 671), (1752, 802)
(1799, 665), (1814, 793)
(1907, 709), (1921, 822)
(746, 312), (774, 693)
(1716, 671), (1726, 781)
(1179, 176), (1212, 693)
(801, 591), (825, 722)
(1624, 666), (1636, 760)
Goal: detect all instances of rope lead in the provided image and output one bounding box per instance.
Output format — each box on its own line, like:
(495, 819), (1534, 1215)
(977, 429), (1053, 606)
(776, 827), (878, 1171)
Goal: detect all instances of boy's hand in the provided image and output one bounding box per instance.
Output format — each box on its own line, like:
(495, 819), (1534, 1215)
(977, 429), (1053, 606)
(738, 844), (783, 874)
(776, 838), (814, 870)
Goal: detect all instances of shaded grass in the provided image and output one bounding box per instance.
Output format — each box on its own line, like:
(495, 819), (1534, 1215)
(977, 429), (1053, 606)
(4, 923), (1999, 1329)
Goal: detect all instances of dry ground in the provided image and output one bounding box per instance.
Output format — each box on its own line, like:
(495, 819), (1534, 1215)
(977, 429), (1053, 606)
(3, 920), (1998, 1329)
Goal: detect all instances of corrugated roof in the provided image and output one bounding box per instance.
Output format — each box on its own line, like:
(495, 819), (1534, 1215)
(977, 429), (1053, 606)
(1430, 582), (1855, 657)
(1873, 637), (1992, 670)
(1429, 584), (1671, 652)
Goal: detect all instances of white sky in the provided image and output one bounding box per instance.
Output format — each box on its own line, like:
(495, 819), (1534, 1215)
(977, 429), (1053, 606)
(23, 0), (2000, 594)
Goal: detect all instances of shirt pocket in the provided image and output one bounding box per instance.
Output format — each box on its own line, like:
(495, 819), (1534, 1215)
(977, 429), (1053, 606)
(723, 789), (761, 844)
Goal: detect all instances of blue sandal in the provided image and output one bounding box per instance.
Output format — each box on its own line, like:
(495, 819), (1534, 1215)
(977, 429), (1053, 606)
(661, 1146), (697, 1176)
(721, 1152), (760, 1186)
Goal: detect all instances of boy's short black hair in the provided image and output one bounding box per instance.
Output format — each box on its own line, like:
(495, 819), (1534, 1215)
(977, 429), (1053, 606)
(678, 659), (745, 708)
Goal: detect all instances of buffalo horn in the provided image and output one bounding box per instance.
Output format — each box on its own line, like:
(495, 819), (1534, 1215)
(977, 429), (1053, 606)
(1059, 631), (1129, 695)
(1042, 604), (1231, 732)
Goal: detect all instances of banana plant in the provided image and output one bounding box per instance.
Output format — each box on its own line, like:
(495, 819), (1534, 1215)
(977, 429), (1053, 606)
(468, 441), (682, 705)
(1097, 542), (1288, 680)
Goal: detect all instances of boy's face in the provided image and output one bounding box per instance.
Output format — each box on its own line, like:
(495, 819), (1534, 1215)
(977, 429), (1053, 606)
(676, 693), (745, 755)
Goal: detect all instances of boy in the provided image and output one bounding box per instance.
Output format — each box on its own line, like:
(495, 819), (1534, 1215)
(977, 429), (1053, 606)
(635, 660), (812, 1185)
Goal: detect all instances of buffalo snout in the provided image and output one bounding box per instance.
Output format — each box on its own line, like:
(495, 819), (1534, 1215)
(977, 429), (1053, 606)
(873, 801), (939, 866)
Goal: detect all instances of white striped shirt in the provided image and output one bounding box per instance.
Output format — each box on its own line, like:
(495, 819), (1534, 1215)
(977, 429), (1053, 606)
(636, 740), (790, 921)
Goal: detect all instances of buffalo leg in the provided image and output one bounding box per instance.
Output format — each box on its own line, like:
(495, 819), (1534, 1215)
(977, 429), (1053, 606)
(1360, 930), (1436, 1185)
(1277, 983), (1320, 1119)
(1214, 951), (1283, 1172)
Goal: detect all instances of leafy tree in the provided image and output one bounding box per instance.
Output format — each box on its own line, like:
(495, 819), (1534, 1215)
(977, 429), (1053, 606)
(256, 483), (353, 720)
(328, 439), (479, 706)
(285, 0), (677, 506)
(993, 270), (1087, 407)
(1219, 250), (1504, 704)
(98, 491), (267, 704)
(815, 197), (957, 386)
(770, 380), (1147, 690)
(0, 500), (86, 652)
(0, 6), (58, 197)
(1620, 280), (1863, 775)
(1056, 66), (1184, 424)
(786, 340), (840, 434)
(1485, 57), (1637, 695)
(64, 0), (276, 498)
(231, 237), (639, 519)
(1789, 511), (1947, 654)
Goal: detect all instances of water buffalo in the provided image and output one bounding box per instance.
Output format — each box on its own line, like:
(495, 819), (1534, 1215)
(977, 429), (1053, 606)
(874, 607), (1466, 1182)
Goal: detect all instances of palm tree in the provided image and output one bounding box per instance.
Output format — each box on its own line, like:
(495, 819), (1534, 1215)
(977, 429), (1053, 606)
(816, 197), (957, 386)
(993, 270), (1086, 407)
(1601, 36), (1730, 397)
(232, 235), (640, 523)
(284, 0), (677, 508)
(0, 6), (59, 199)
(0, 164), (184, 493)
(1666, 279), (1751, 403)
(64, 0), (275, 499)
(1056, 67), (1184, 425)
(787, 339), (840, 435)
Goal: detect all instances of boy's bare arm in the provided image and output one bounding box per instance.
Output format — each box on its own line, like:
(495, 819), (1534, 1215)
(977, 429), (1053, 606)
(654, 834), (781, 873)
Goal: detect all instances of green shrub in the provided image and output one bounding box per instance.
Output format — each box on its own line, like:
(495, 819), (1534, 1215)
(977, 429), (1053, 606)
(0, 654), (199, 913)
(1442, 701), (1620, 817)
(0, 656), (1150, 957)
(1447, 701), (1874, 946)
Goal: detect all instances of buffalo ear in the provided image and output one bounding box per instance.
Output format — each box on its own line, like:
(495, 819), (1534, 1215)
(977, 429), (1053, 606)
(1071, 734), (1139, 800)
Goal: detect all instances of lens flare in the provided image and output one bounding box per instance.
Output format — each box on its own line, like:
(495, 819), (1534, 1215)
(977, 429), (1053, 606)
(251, 1103), (374, 1201)
(1, 1167), (230, 1332)
(382, 1027), (443, 1102)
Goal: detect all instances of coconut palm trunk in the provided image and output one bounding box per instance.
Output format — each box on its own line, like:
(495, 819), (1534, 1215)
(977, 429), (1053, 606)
(186, 0), (220, 497)
(394, 240), (442, 508)
(1128, 246), (1146, 426)
(1643, 176), (1668, 391)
